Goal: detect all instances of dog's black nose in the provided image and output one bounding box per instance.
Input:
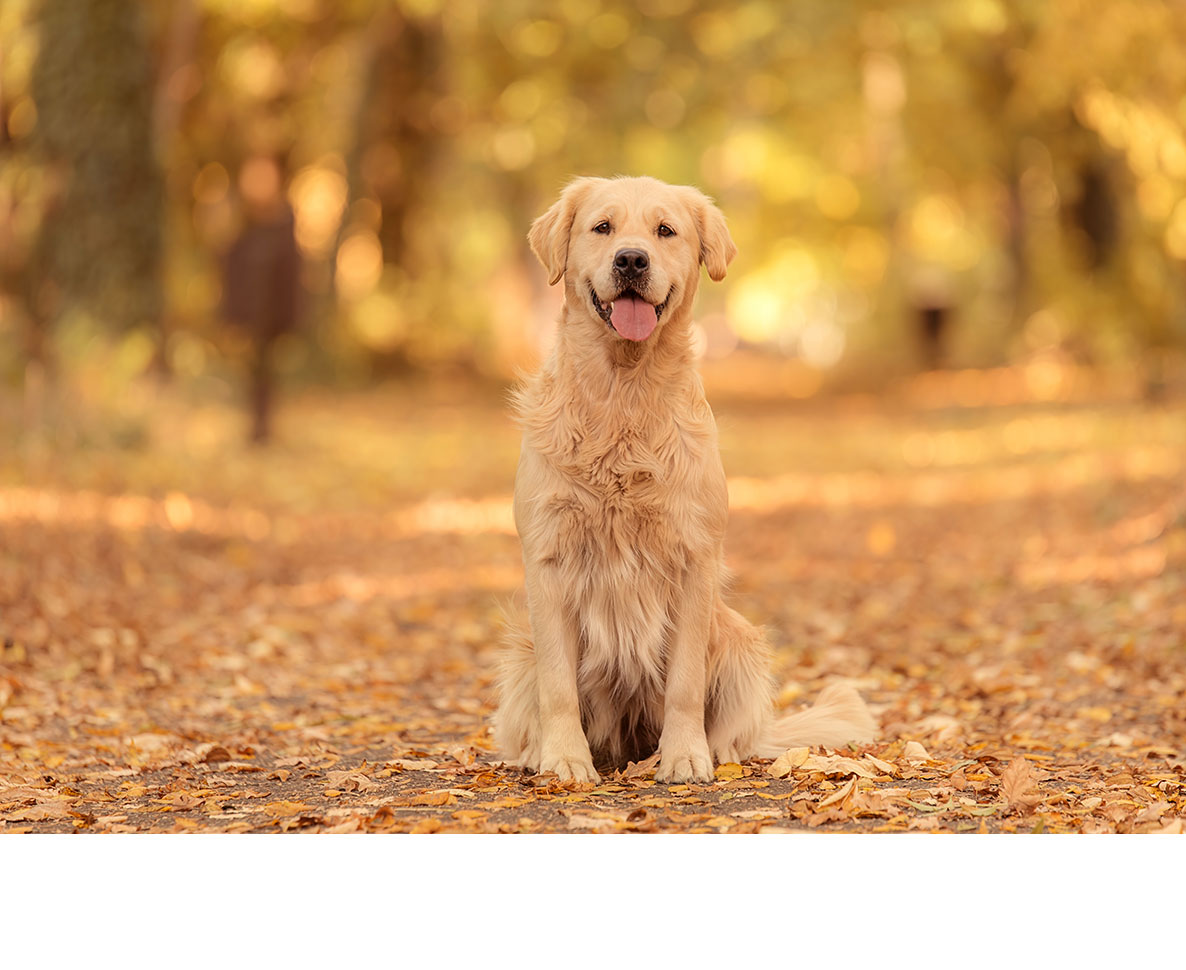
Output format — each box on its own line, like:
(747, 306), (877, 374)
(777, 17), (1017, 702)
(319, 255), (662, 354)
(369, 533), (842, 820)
(613, 248), (649, 278)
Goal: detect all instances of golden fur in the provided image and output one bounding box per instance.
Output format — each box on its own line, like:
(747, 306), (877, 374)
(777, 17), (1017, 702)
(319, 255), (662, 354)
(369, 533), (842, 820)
(494, 175), (875, 783)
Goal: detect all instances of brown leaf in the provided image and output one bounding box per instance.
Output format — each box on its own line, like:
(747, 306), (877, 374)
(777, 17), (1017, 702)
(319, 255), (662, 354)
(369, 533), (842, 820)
(325, 769), (380, 792)
(2, 801), (72, 822)
(1133, 801), (1170, 825)
(999, 758), (1041, 813)
(566, 812), (615, 831)
(865, 755), (897, 776)
(402, 791), (456, 807)
(621, 751), (661, 779)
(902, 741), (930, 763)
(201, 745), (231, 764)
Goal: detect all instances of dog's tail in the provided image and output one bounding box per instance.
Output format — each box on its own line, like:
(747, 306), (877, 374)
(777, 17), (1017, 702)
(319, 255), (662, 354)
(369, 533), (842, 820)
(756, 683), (876, 757)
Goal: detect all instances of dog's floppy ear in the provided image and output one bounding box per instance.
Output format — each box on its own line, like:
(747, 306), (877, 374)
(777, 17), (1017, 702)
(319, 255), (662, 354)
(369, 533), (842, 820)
(683, 188), (737, 282)
(528, 178), (596, 286)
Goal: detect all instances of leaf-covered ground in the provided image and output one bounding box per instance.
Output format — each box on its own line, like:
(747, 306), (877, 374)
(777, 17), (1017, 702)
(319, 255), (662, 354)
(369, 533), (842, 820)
(2, 361), (1184, 833)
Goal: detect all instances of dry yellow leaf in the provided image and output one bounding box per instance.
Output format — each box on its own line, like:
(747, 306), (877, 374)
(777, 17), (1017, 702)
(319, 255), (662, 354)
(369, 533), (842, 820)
(405, 791), (456, 807)
(263, 800), (311, 817)
(714, 762), (745, 781)
(768, 747), (811, 777)
(704, 815), (737, 828)
(818, 777), (857, 809)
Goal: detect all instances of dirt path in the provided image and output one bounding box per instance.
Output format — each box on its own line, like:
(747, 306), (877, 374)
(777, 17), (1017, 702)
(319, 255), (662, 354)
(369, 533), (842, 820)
(2, 375), (1184, 832)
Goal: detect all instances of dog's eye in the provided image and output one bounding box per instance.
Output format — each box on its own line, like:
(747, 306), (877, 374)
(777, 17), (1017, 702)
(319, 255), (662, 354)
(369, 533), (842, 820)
(657, 223), (676, 238)
(593, 221), (612, 234)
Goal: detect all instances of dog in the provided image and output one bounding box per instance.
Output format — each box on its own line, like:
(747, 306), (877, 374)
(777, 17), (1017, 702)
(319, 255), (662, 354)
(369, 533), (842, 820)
(495, 176), (875, 784)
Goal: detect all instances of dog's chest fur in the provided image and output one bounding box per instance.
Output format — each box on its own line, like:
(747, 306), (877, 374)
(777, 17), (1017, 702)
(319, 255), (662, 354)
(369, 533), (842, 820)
(515, 364), (727, 718)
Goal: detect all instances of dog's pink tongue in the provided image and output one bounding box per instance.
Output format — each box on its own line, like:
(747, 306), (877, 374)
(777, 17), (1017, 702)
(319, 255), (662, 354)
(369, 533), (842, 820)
(610, 295), (658, 341)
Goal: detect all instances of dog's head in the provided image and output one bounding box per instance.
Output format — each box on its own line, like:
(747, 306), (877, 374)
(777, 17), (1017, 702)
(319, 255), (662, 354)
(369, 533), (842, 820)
(529, 176), (736, 342)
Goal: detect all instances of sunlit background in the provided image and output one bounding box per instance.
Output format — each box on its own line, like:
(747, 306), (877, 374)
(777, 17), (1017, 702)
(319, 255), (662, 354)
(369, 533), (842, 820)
(2, 1), (1186, 844)
(3, 0), (1186, 417)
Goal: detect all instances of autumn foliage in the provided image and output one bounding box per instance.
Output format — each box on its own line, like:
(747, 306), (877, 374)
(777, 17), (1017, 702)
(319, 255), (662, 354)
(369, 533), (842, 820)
(2, 366), (1183, 833)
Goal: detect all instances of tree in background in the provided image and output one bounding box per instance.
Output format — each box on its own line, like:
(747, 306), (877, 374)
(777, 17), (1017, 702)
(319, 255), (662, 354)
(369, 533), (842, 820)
(2, 0), (1186, 397)
(30, 0), (164, 358)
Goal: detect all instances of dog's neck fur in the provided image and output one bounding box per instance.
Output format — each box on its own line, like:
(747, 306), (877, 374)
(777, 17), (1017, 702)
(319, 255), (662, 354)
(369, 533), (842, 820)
(514, 286), (712, 474)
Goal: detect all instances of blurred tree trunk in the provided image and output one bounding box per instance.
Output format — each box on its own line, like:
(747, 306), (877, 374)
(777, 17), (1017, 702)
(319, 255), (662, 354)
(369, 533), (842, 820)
(31, 0), (164, 344)
(362, 8), (444, 278)
(1073, 154), (1118, 272)
(1003, 152), (1029, 332)
(982, 41), (1031, 337)
(318, 7), (445, 372)
(149, 0), (201, 380)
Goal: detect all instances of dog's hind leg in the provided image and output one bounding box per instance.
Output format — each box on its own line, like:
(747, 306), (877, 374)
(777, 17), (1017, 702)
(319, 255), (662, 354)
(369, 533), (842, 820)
(705, 601), (775, 765)
(705, 601), (877, 760)
(492, 616), (542, 771)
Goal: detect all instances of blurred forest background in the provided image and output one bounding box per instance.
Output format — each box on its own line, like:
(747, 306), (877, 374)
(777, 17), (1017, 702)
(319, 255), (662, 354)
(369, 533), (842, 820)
(3, 0), (1186, 434)
(4, 0), (1186, 839)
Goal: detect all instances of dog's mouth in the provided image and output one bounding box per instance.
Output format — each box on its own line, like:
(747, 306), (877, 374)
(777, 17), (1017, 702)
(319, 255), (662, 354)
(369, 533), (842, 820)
(590, 287), (669, 342)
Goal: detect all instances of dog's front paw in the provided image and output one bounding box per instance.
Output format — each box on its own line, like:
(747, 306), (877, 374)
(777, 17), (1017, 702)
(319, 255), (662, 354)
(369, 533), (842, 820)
(539, 753), (601, 785)
(656, 741), (714, 784)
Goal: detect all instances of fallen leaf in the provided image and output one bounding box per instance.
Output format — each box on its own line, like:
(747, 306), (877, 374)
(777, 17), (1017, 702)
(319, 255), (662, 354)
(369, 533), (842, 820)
(714, 762), (745, 781)
(263, 800), (313, 817)
(400, 791), (456, 807)
(865, 755), (897, 776)
(817, 776), (857, 809)
(704, 815), (737, 828)
(2, 802), (72, 822)
(768, 747), (811, 777)
(902, 741), (930, 763)
(999, 758), (1041, 813)
(566, 813), (615, 831)
(325, 769), (380, 792)
(1133, 801), (1170, 825)
(621, 752), (661, 779)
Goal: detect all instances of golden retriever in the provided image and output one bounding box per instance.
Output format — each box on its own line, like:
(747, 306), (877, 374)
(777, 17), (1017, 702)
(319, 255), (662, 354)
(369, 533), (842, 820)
(495, 175), (875, 784)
